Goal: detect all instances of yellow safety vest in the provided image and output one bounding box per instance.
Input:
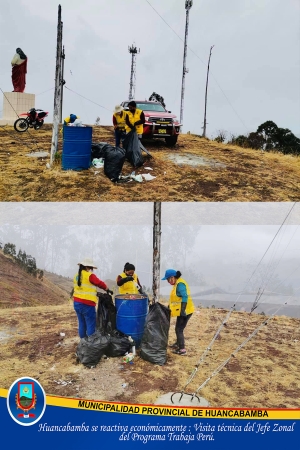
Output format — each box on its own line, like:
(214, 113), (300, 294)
(73, 270), (97, 304)
(118, 272), (139, 295)
(113, 111), (127, 130)
(125, 108), (143, 135)
(169, 278), (195, 317)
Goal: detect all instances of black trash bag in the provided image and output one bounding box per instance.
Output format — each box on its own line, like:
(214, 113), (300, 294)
(106, 329), (134, 357)
(103, 145), (126, 182)
(96, 292), (116, 333)
(76, 331), (110, 367)
(122, 130), (144, 168)
(140, 302), (171, 366)
(91, 142), (109, 160)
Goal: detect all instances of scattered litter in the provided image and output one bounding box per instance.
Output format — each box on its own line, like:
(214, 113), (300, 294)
(46, 163), (51, 169)
(164, 171), (166, 175)
(123, 352), (134, 364)
(121, 383), (128, 388)
(130, 172), (143, 183)
(68, 119), (84, 127)
(92, 158), (104, 168)
(142, 173), (156, 181)
(144, 167), (153, 170)
(60, 332), (65, 337)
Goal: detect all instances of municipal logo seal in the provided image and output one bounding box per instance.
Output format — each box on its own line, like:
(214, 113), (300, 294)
(7, 377), (46, 426)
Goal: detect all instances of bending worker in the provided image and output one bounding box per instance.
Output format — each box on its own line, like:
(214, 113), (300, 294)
(161, 269), (195, 356)
(112, 105), (127, 147)
(73, 257), (112, 338)
(125, 101), (145, 139)
(117, 262), (144, 295)
(64, 114), (79, 126)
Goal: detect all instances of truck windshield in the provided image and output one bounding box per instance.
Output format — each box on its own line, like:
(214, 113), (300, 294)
(136, 103), (166, 112)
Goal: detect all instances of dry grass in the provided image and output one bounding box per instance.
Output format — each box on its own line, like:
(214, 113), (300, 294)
(0, 125), (300, 201)
(0, 304), (299, 408)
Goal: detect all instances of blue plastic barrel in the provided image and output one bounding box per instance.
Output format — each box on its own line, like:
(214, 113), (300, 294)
(62, 126), (92, 170)
(115, 294), (148, 348)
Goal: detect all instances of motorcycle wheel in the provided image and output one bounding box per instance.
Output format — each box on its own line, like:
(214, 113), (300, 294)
(34, 120), (44, 130)
(14, 118), (29, 133)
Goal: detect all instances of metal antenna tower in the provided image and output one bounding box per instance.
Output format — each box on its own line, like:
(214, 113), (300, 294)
(128, 44), (140, 100)
(180, 0), (193, 127)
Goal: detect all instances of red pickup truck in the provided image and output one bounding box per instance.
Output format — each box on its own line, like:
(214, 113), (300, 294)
(120, 100), (181, 146)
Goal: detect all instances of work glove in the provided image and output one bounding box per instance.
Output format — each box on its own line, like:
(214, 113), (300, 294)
(138, 288), (146, 296)
(125, 276), (134, 282)
(180, 302), (187, 317)
(106, 289), (113, 296)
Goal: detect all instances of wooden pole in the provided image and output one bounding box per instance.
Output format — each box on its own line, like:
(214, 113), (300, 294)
(202, 45), (214, 138)
(59, 44), (65, 124)
(50, 5), (63, 165)
(152, 202), (161, 303)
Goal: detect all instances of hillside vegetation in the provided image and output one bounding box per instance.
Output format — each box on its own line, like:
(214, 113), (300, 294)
(0, 251), (68, 308)
(0, 125), (300, 201)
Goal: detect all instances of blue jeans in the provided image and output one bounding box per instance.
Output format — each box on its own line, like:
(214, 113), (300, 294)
(114, 129), (126, 147)
(74, 301), (96, 338)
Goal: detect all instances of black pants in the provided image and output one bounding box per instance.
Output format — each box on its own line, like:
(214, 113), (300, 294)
(175, 313), (192, 349)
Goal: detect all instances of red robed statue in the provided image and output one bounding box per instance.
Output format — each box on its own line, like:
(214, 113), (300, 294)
(11, 48), (27, 93)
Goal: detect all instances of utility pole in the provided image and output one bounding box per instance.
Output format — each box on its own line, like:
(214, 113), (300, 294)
(50, 4), (63, 165)
(202, 45), (214, 138)
(128, 44), (140, 101)
(59, 45), (65, 124)
(152, 202), (161, 303)
(180, 0), (193, 127)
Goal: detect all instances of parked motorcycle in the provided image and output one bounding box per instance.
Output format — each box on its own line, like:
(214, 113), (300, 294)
(14, 108), (49, 132)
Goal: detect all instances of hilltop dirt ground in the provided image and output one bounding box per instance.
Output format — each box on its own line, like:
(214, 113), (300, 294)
(0, 303), (299, 409)
(0, 124), (300, 202)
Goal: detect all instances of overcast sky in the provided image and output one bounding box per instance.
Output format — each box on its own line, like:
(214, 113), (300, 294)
(1, 0), (299, 137)
(1, 203), (299, 303)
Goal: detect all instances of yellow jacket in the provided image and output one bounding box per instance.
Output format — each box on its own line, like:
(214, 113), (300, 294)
(73, 270), (97, 304)
(118, 272), (139, 295)
(113, 111), (127, 130)
(125, 108), (143, 135)
(169, 278), (195, 317)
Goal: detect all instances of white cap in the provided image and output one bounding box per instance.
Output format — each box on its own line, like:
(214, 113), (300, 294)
(78, 257), (97, 269)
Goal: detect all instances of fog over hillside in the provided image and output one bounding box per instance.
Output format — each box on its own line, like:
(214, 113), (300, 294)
(1, 203), (299, 317)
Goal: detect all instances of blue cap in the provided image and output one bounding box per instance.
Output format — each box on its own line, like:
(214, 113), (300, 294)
(161, 269), (177, 280)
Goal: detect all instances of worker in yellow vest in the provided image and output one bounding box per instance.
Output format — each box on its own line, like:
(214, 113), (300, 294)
(73, 257), (113, 338)
(162, 269), (195, 356)
(125, 101), (145, 139)
(112, 105), (127, 147)
(117, 262), (144, 295)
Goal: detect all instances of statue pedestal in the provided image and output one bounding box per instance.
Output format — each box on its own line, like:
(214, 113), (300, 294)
(0, 92), (35, 126)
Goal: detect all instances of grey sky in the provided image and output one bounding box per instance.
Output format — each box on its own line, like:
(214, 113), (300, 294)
(1, 0), (299, 137)
(1, 203), (299, 304)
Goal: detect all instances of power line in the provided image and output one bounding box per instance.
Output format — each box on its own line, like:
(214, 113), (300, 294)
(191, 302), (288, 397)
(64, 86), (112, 112)
(250, 203), (296, 312)
(144, 0), (249, 132)
(36, 87), (55, 96)
(177, 203), (298, 394)
(0, 87), (39, 148)
(0, 125), (36, 152)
